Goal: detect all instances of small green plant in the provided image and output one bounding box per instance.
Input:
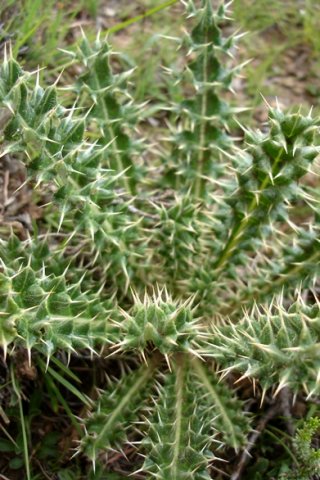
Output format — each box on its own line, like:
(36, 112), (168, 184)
(0, 1), (319, 478)
(279, 416), (320, 479)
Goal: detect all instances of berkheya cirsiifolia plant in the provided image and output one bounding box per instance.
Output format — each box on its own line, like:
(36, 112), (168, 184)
(0, 0), (319, 478)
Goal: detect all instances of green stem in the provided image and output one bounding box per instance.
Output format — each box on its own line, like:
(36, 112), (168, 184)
(192, 357), (239, 449)
(220, 248), (320, 316)
(172, 354), (186, 479)
(193, 24), (209, 199)
(90, 70), (134, 195)
(93, 358), (158, 448)
(11, 365), (31, 480)
(44, 372), (82, 436)
(214, 148), (284, 271)
(257, 249), (320, 298)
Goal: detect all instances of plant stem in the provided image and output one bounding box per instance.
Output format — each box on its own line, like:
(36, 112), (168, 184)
(194, 30), (209, 199)
(10, 365), (31, 480)
(214, 148), (284, 271)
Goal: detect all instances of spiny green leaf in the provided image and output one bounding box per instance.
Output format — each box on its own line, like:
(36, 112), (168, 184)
(81, 358), (159, 463)
(191, 358), (250, 449)
(143, 355), (214, 480)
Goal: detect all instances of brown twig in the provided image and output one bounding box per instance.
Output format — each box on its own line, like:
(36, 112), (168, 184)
(1, 169), (9, 214)
(231, 401), (280, 480)
(279, 386), (295, 436)
(34, 459), (54, 480)
(231, 386), (296, 479)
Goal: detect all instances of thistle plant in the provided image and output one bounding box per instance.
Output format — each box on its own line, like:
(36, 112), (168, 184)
(0, 1), (319, 478)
